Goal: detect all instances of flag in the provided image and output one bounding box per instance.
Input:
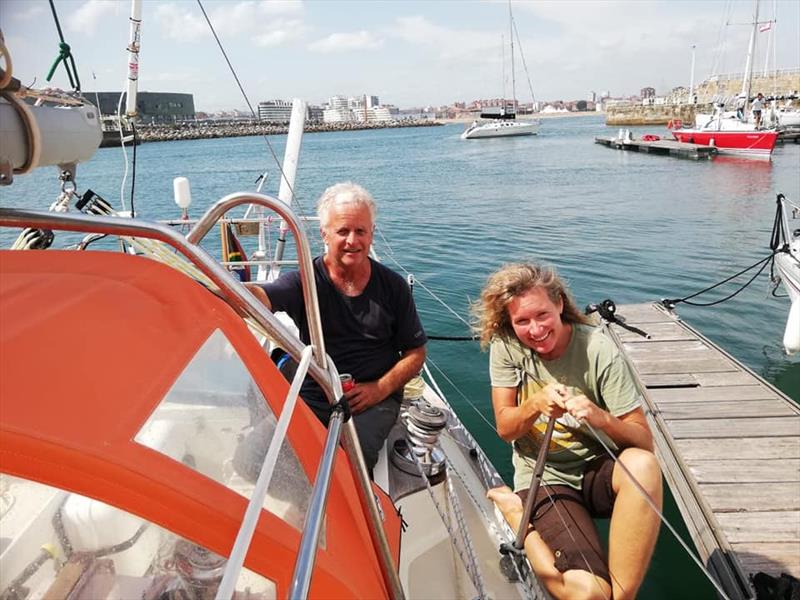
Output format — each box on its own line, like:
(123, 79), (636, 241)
(224, 223), (251, 282)
(759, 21), (772, 32)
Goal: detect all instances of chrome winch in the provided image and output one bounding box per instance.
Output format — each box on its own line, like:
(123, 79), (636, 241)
(393, 399), (449, 477)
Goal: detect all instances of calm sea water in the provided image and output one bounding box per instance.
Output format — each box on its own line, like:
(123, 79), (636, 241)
(3, 115), (798, 597)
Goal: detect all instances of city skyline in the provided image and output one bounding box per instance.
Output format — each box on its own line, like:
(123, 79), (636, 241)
(3, 0), (799, 112)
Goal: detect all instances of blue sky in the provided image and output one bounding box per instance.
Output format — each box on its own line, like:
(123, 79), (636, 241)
(3, 0), (798, 111)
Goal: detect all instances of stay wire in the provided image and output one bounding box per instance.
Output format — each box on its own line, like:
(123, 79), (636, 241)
(195, 0), (309, 223)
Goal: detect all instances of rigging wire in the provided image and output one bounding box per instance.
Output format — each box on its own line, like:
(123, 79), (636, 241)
(195, 0), (310, 223)
(582, 420), (733, 600)
(510, 12), (537, 107)
(129, 121), (138, 217)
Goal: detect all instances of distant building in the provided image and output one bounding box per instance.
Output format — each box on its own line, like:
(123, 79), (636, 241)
(641, 87), (656, 99)
(588, 91), (596, 103)
(86, 92), (195, 123)
(257, 100), (292, 122)
(307, 105), (324, 122)
(366, 95), (380, 109)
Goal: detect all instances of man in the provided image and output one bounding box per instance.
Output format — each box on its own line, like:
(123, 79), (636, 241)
(473, 262), (662, 600)
(752, 93), (765, 129)
(247, 182), (427, 472)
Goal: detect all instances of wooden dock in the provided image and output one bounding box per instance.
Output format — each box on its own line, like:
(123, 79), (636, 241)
(595, 136), (718, 160)
(608, 303), (799, 599)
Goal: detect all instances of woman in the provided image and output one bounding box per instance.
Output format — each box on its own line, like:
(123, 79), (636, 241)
(473, 262), (662, 600)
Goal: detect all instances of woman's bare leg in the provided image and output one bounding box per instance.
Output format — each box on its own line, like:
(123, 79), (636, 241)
(488, 486), (611, 600)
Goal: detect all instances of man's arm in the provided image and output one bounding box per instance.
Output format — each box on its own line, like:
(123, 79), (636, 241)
(244, 282), (272, 311)
(347, 345), (426, 414)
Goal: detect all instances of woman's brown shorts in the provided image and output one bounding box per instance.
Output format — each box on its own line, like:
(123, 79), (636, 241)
(517, 455), (616, 585)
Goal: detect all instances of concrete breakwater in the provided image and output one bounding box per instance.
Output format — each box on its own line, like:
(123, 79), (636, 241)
(135, 119), (442, 143)
(605, 104), (705, 126)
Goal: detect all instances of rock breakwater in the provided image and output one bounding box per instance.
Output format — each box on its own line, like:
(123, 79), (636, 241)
(135, 119), (442, 143)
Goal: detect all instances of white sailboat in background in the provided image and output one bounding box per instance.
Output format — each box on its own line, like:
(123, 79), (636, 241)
(461, 1), (539, 140)
(771, 194), (800, 355)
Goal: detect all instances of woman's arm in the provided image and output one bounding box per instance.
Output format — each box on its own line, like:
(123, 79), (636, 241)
(492, 384), (566, 442)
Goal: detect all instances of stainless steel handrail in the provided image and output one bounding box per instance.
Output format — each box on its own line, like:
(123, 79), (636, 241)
(1, 205), (405, 599)
(186, 192), (327, 370)
(289, 407), (346, 599)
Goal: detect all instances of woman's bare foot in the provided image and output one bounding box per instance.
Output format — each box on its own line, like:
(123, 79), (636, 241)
(487, 486), (523, 518)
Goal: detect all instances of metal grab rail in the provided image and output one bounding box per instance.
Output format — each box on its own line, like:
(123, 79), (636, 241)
(0, 205), (405, 599)
(187, 192), (327, 370)
(289, 404), (346, 599)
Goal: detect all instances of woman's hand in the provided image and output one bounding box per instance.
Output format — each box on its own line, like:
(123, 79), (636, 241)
(534, 383), (567, 418)
(564, 394), (610, 429)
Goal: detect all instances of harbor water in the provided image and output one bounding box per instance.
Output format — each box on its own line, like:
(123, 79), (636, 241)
(3, 114), (798, 597)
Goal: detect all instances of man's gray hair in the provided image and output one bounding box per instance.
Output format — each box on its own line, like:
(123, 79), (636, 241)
(317, 182), (377, 228)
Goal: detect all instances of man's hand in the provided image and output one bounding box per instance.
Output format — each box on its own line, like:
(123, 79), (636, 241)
(345, 381), (387, 414)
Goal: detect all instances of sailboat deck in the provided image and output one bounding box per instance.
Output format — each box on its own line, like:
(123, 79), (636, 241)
(609, 303), (799, 598)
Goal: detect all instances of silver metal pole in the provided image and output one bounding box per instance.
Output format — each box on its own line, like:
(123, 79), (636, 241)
(289, 409), (346, 599)
(187, 192), (327, 370)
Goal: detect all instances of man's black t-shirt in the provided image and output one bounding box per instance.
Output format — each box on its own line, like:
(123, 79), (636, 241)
(261, 256), (427, 410)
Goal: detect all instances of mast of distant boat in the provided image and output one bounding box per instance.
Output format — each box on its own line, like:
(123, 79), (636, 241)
(739, 0), (760, 115)
(508, 0), (516, 117)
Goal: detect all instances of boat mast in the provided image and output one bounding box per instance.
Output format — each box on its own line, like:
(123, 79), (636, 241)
(739, 0), (760, 111)
(125, 0), (142, 118)
(508, 0), (516, 115)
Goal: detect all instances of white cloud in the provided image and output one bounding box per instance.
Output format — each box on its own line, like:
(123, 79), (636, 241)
(308, 31), (383, 53)
(66, 0), (119, 36)
(387, 16), (500, 63)
(154, 4), (210, 43)
(155, 1), (305, 46)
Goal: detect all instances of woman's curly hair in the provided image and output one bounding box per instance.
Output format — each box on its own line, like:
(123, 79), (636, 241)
(471, 262), (591, 348)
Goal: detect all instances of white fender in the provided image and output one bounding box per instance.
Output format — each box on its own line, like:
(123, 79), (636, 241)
(783, 300), (800, 355)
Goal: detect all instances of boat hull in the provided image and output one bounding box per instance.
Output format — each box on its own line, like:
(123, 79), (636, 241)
(461, 120), (539, 140)
(671, 129), (778, 158)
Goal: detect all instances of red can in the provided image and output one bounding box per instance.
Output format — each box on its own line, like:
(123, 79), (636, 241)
(340, 374), (355, 392)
